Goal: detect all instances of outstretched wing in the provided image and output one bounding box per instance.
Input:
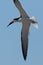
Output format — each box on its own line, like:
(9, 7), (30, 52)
(21, 23), (30, 60)
(13, 0), (28, 17)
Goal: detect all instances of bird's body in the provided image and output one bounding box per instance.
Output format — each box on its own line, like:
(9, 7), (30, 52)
(7, 0), (38, 60)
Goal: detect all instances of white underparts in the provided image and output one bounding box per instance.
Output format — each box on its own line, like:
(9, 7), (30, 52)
(18, 17), (22, 20)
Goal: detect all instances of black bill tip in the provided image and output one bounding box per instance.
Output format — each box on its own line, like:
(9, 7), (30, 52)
(7, 20), (14, 27)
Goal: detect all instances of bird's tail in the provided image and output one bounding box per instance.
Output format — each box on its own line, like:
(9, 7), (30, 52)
(30, 16), (39, 29)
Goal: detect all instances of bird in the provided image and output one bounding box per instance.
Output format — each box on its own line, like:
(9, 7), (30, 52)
(7, 0), (38, 60)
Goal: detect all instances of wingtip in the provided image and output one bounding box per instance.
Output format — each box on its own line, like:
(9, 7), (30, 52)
(23, 54), (27, 61)
(21, 32), (27, 61)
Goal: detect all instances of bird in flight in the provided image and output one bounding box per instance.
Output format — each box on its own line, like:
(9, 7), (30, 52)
(7, 0), (38, 60)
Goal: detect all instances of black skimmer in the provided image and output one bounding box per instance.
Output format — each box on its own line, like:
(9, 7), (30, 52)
(7, 0), (38, 60)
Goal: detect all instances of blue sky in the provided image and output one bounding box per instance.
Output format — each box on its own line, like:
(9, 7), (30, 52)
(0, 0), (43, 65)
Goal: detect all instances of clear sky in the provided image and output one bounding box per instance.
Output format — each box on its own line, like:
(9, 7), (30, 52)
(0, 0), (43, 65)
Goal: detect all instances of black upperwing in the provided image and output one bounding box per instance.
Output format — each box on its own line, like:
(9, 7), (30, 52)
(21, 23), (30, 60)
(13, 0), (28, 17)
